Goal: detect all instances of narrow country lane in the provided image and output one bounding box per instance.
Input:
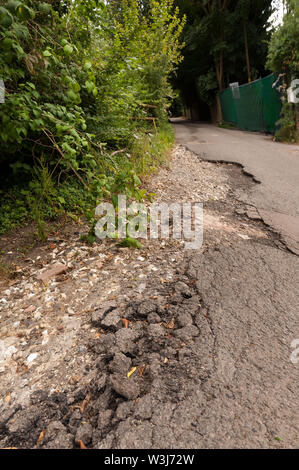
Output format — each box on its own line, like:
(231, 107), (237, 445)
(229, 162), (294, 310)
(1, 0), (298, 453)
(0, 139), (298, 449)
(174, 121), (299, 255)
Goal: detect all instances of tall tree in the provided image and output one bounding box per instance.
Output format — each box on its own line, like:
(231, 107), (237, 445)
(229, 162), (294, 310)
(173, 0), (273, 119)
(267, 0), (299, 80)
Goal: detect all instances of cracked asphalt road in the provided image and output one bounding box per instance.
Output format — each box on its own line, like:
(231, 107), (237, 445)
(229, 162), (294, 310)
(185, 243), (299, 448)
(112, 244), (299, 449)
(174, 121), (299, 254)
(171, 122), (299, 448)
(1, 139), (298, 449)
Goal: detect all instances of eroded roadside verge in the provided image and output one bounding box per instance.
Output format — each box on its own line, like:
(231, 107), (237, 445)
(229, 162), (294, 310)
(1, 145), (297, 449)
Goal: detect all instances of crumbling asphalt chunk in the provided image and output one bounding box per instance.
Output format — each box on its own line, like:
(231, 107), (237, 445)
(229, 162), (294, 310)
(75, 422), (93, 445)
(110, 374), (140, 400)
(176, 311), (193, 327)
(43, 421), (74, 449)
(134, 394), (153, 420)
(174, 281), (192, 298)
(115, 401), (134, 421)
(147, 312), (161, 324)
(91, 301), (118, 326)
(97, 409), (114, 432)
(109, 352), (132, 375)
(174, 325), (199, 341)
(89, 333), (116, 355)
(100, 309), (122, 330)
(0, 275), (206, 449)
(147, 323), (166, 340)
(115, 328), (140, 355)
(136, 299), (158, 317)
(7, 408), (39, 435)
(96, 373), (108, 393)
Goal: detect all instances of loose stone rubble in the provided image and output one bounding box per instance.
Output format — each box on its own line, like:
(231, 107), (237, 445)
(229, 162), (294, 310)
(0, 145), (278, 449)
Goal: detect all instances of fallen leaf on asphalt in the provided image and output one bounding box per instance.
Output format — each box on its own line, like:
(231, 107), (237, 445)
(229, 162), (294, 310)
(80, 396), (89, 414)
(122, 318), (129, 328)
(138, 364), (146, 377)
(24, 305), (36, 314)
(77, 439), (87, 449)
(127, 366), (137, 378)
(36, 264), (67, 282)
(36, 430), (46, 446)
(164, 317), (175, 329)
(163, 357), (169, 364)
(69, 374), (82, 385)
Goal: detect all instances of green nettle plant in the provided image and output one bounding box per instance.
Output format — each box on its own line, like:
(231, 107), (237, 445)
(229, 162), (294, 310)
(0, 0), (185, 237)
(274, 102), (298, 142)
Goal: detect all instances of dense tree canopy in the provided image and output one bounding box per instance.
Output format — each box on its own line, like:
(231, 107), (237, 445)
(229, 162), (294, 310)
(0, 0), (184, 235)
(266, 0), (299, 142)
(0, 0), (297, 235)
(173, 0), (274, 117)
(267, 0), (299, 80)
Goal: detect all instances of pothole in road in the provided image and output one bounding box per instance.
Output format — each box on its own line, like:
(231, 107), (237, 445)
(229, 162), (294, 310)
(0, 144), (288, 449)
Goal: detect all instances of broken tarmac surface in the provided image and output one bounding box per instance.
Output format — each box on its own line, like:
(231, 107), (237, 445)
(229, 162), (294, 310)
(174, 121), (299, 255)
(0, 142), (298, 449)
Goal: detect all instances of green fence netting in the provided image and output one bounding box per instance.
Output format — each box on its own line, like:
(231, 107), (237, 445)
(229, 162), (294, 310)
(220, 73), (281, 133)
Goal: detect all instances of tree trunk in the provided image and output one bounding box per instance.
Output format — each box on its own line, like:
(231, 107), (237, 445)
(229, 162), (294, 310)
(215, 52), (224, 92)
(243, 20), (251, 83)
(215, 53), (224, 122)
(216, 93), (223, 122)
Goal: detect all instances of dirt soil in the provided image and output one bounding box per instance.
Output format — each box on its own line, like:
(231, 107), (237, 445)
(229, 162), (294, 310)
(0, 145), (297, 449)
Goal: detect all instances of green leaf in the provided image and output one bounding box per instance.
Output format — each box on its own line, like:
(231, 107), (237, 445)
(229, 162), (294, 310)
(0, 7), (13, 27)
(120, 237), (142, 249)
(2, 37), (13, 50)
(42, 49), (52, 57)
(16, 4), (35, 21)
(67, 89), (79, 101)
(12, 23), (29, 39)
(85, 80), (94, 93)
(38, 2), (52, 14)
(84, 61), (92, 71)
(63, 44), (73, 56)
(6, 0), (21, 13)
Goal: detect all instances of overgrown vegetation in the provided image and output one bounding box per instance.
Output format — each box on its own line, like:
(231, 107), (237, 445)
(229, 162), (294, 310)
(173, 0), (273, 119)
(0, 0), (184, 238)
(267, 0), (299, 142)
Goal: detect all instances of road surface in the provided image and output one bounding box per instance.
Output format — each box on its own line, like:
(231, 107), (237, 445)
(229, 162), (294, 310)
(174, 121), (299, 254)
(1, 129), (298, 449)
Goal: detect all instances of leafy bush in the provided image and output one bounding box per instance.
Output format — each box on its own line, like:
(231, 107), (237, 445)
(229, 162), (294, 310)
(267, 0), (299, 141)
(266, 1), (299, 79)
(274, 102), (298, 143)
(0, 0), (184, 236)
